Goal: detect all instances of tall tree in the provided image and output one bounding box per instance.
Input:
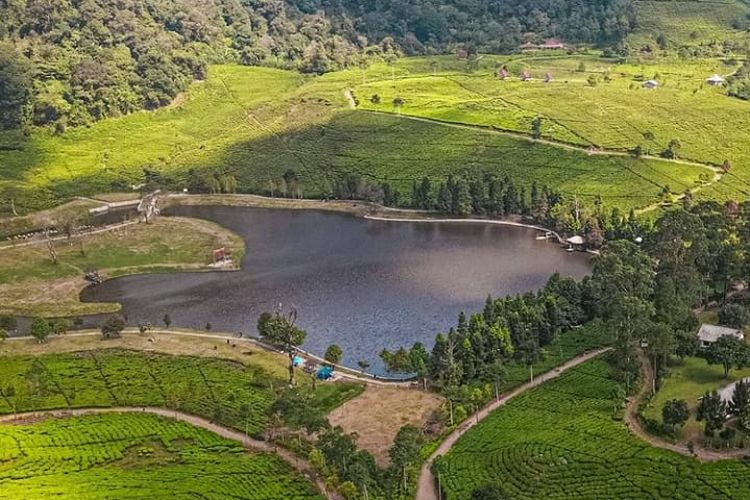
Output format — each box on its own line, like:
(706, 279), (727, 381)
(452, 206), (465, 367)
(257, 308), (307, 386)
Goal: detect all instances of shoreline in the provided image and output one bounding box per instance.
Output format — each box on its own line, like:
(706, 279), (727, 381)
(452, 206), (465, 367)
(167, 193), (568, 243)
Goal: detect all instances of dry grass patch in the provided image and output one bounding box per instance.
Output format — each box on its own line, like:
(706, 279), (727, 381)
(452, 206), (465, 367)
(328, 385), (444, 466)
(0, 216), (244, 316)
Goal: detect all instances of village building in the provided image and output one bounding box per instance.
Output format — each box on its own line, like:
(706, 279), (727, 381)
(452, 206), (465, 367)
(706, 74), (725, 86)
(518, 38), (566, 51)
(642, 79), (659, 89)
(697, 324), (744, 348)
(520, 70), (532, 81)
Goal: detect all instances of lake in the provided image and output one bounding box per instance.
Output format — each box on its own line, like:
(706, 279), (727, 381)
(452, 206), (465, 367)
(81, 206), (592, 373)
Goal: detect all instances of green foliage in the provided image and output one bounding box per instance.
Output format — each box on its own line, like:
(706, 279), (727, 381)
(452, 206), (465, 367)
(705, 335), (750, 378)
(0, 413), (322, 499)
(661, 398), (689, 433)
(697, 390), (727, 436)
(435, 359), (750, 499)
(29, 317), (51, 343)
(718, 303), (750, 329)
(101, 314), (126, 339)
(324, 344), (343, 366)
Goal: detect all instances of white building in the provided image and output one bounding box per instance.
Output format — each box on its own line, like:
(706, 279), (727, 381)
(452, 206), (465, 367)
(706, 74), (725, 86)
(642, 80), (659, 89)
(697, 324), (744, 348)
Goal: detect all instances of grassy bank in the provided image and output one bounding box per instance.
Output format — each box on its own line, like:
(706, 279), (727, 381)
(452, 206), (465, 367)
(0, 412), (323, 499)
(0, 57), (728, 215)
(642, 356), (750, 442)
(0, 216), (244, 316)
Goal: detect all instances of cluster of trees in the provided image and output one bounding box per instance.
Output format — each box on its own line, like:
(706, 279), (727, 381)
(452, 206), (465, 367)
(728, 60), (750, 101)
(298, 0), (634, 54)
(0, 0), (395, 129)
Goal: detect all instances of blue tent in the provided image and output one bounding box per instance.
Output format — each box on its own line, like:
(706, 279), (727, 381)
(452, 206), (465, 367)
(293, 356), (305, 367)
(316, 366), (334, 380)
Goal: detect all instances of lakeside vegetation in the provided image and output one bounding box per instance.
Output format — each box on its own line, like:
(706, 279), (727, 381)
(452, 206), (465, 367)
(0, 216), (244, 316)
(0, 412), (322, 499)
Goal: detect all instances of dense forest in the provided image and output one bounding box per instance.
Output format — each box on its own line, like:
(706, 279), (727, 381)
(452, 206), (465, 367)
(0, 0), (634, 129)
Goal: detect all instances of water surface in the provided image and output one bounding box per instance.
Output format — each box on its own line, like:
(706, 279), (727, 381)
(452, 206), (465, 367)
(81, 206), (591, 373)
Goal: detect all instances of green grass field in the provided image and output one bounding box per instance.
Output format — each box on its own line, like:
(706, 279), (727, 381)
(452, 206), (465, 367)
(643, 356), (750, 440)
(0, 349), (361, 437)
(434, 357), (750, 499)
(0, 412), (322, 499)
(630, 0), (750, 47)
(0, 57), (725, 215)
(0, 217), (245, 316)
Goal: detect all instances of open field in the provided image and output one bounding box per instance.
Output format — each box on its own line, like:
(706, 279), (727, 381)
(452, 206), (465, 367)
(0, 346), (361, 437)
(0, 412), (322, 499)
(0, 58), (726, 215)
(0, 217), (244, 316)
(434, 357), (750, 499)
(629, 0), (750, 47)
(642, 356), (750, 441)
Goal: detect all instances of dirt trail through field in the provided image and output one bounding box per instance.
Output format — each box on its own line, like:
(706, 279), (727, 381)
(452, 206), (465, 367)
(0, 406), (335, 499)
(358, 109), (723, 213)
(415, 346), (612, 500)
(623, 349), (748, 462)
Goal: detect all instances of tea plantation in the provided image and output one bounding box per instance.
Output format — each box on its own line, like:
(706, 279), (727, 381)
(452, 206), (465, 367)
(0, 412), (322, 499)
(0, 349), (361, 437)
(434, 358), (750, 499)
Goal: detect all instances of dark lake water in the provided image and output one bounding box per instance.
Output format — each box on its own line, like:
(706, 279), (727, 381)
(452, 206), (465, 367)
(81, 206), (592, 373)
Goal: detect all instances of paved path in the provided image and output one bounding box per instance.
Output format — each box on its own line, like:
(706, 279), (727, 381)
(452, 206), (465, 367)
(415, 347), (612, 500)
(0, 406), (334, 498)
(623, 349), (749, 462)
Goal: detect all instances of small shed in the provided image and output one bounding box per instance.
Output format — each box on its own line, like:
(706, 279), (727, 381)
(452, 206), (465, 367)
(697, 324), (744, 348)
(706, 74), (725, 86)
(542, 38), (565, 50)
(520, 70), (532, 81)
(642, 80), (659, 89)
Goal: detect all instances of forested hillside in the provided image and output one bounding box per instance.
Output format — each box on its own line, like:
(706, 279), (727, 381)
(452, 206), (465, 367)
(0, 0), (634, 130)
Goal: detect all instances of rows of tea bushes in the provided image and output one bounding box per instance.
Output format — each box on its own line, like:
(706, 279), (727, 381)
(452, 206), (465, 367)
(0, 349), (359, 437)
(434, 358), (750, 499)
(0, 413), (322, 499)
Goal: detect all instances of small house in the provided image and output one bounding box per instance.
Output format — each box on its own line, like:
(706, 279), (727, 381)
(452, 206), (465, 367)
(497, 67), (509, 80)
(706, 74), (725, 86)
(519, 42), (538, 52)
(456, 48), (469, 60)
(697, 324), (744, 348)
(520, 70), (532, 81)
(642, 80), (659, 89)
(565, 235), (584, 252)
(542, 38), (565, 50)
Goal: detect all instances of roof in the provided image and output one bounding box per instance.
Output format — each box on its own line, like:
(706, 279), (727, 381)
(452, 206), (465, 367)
(566, 235), (584, 245)
(707, 74), (725, 82)
(643, 80), (658, 87)
(697, 324), (744, 343)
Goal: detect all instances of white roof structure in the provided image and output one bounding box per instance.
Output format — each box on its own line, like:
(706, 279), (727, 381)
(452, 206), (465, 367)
(566, 235), (584, 245)
(697, 324), (744, 345)
(642, 80), (659, 88)
(707, 74), (725, 84)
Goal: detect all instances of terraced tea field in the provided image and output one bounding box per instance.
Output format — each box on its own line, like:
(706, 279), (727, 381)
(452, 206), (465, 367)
(0, 349), (361, 437)
(0, 412), (322, 499)
(0, 61), (712, 214)
(434, 358), (750, 499)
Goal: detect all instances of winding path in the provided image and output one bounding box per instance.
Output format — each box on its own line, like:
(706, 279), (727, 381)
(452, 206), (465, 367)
(0, 406), (334, 498)
(623, 349), (749, 462)
(415, 346), (612, 500)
